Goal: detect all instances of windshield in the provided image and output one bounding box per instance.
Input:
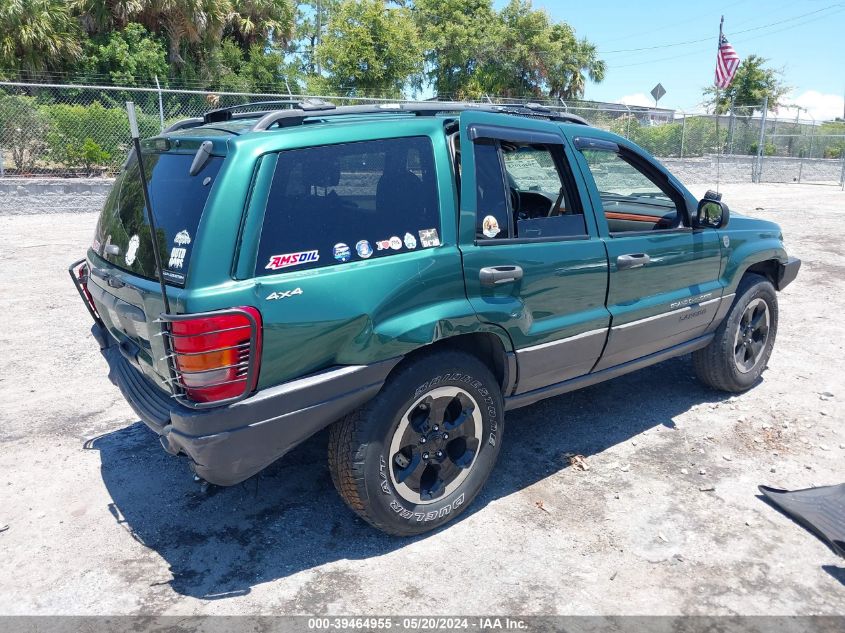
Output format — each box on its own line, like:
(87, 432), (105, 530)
(92, 152), (222, 285)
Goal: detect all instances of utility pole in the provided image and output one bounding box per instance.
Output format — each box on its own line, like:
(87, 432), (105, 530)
(315, 0), (322, 76)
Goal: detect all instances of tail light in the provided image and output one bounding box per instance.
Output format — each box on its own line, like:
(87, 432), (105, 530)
(68, 258), (102, 324)
(163, 307), (262, 405)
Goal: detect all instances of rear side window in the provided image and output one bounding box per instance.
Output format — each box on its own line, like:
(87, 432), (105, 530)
(93, 152), (222, 285)
(256, 137), (441, 275)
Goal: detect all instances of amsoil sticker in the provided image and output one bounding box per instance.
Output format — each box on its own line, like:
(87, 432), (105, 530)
(418, 228), (441, 248)
(333, 243), (351, 262)
(403, 232), (417, 249)
(265, 250), (320, 270)
(482, 215), (500, 238)
(355, 240), (373, 259)
(174, 229), (191, 246)
(125, 235), (140, 266)
(168, 247), (186, 269)
(389, 236), (402, 250)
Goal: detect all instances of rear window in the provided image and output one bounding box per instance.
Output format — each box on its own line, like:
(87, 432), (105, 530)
(256, 136), (441, 275)
(92, 152), (222, 285)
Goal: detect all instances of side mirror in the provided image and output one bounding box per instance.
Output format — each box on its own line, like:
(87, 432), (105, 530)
(696, 190), (730, 229)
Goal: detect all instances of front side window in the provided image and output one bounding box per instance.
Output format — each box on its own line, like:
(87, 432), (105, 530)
(474, 140), (586, 241)
(256, 136), (441, 275)
(580, 148), (680, 233)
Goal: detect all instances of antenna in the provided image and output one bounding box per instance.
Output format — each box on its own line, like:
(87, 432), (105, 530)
(126, 101), (171, 314)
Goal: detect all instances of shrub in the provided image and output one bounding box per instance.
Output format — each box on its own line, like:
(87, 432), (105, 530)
(67, 138), (111, 175)
(0, 94), (49, 172)
(748, 141), (777, 156)
(41, 101), (158, 172)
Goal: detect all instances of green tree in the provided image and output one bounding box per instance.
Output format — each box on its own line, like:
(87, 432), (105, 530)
(547, 31), (606, 100)
(704, 54), (788, 113)
(316, 0), (422, 97)
(450, 0), (605, 100)
(80, 23), (169, 86)
(70, 0), (145, 32)
(0, 0), (83, 78)
(413, 0), (499, 99)
(477, 0), (555, 97)
(0, 94), (49, 171)
(227, 0), (296, 50)
(294, 0), (340, 75)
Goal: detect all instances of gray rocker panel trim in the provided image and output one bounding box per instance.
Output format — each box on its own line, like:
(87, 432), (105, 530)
(514, 328), (608, 394)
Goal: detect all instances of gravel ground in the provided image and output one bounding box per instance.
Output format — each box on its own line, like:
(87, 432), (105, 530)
(0, 182), (843, 616)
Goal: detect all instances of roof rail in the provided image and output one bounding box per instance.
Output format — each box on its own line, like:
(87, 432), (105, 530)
(163, 117), (204, 133)
(251, 101), (589, 131)
(203, 98), (336, 124)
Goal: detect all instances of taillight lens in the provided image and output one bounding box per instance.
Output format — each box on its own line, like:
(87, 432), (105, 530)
(168, 307), (262, 404)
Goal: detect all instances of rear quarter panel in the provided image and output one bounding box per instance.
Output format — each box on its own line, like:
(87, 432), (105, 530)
(183, 119), (509, 389)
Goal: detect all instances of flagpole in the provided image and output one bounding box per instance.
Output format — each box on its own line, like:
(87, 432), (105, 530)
(715, 15), (724, 192)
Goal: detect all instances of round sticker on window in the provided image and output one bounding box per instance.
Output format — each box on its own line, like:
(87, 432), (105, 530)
(389, 236), (402, 250)
(355, 240), (373, 259)
(333, 243), (351, 262)
(482, 215), (500, 238)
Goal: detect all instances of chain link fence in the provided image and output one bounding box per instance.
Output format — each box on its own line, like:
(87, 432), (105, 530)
(1, 81), (843, 188)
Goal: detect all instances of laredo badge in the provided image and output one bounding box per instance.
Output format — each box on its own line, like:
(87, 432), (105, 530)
(265, 250), (319, 270)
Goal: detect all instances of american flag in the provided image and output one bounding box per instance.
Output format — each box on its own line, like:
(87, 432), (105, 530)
(715, 32), (740, 89)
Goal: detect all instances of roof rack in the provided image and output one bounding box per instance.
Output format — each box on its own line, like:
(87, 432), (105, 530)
(160, 100), (589, 136)
(202, 98), (336, 124)
(251, 101), (589, 130)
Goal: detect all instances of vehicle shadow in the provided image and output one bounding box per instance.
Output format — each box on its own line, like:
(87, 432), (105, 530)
(822, 565), (845, 587)
(89, 355), (728, 600)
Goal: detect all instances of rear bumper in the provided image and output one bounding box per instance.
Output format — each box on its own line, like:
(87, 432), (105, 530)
(95, 323), (398, 485)
(776, 256), (801, 290)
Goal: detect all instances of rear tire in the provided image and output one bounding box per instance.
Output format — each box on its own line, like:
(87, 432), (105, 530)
(693, 274), (778, 392)
(328, 351), (504, 536)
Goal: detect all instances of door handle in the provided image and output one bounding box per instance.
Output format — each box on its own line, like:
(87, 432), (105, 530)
(616, 253), (651, 270)
(479, 265), (523, 287)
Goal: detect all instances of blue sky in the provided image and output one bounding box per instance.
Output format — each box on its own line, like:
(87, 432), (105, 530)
(501, 0), (845, 120)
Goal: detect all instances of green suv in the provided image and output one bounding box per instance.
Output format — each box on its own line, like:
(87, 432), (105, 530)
(71, 100), (800, 535)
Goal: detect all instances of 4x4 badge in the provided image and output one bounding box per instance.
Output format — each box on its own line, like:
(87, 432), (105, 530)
(266, 288), (303, 301)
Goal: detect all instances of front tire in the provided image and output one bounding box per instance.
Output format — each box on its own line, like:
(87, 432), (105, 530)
(693, 274), (779, 392)
(328, 351), (504, 536)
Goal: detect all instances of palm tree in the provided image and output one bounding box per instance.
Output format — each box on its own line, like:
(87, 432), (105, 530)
(561, 39), (605, 100)
(140, 1), (231, 66)
(0, 0), (83, 77)
(70, 0), (145, 33)
(228, 0), (295, 51)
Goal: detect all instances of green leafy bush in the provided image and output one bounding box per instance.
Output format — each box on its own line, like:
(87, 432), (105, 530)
(41, 101), (158, 172)
(66, 138), (111, 175)
(748, 142), (777, 156)
(0, 94), (49, 172)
